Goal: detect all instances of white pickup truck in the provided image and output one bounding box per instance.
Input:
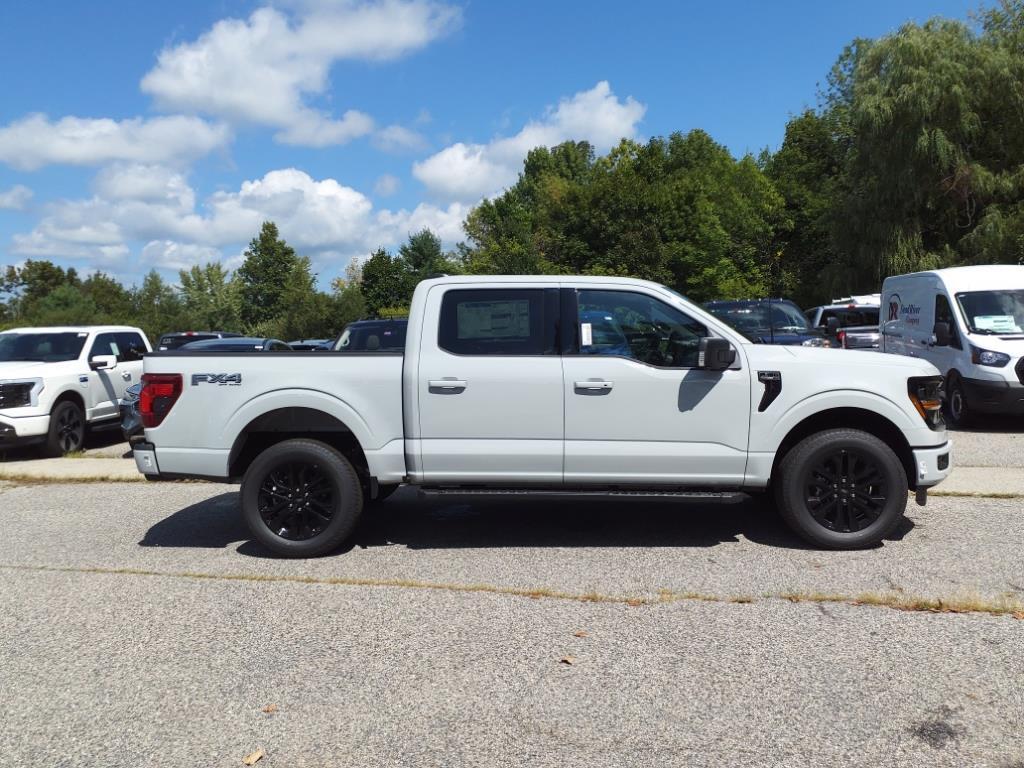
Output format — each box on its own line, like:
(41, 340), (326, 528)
(1, 325), (150, 455)
(134, 276), (952, 555)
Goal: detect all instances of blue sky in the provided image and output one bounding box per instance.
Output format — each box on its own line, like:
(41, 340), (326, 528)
(0, 0), (979, 287)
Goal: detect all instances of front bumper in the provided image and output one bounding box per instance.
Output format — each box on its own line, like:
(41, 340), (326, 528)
(961, 377), (1024, 415)
(912, 441), (952, 489)
(0, 412), (51, 448)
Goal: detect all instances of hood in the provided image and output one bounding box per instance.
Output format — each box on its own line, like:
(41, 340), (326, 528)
(0, 360), (47, 379)
(745, 344), (941, 374)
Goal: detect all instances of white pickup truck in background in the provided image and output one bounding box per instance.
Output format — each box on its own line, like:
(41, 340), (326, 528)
(0, 325), (150, 455)
(134, 276), (952, 555)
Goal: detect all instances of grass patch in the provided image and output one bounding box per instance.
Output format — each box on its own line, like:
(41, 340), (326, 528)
(2, 563), (1021, 620)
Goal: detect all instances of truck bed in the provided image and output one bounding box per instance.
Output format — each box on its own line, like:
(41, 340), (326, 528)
(139, 351), (406, 482)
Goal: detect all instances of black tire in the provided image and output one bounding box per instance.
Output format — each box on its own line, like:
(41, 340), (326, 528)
(42, 400), (85, 457)
(945, 374), (971, 428)
(774, 428), (908, 549)
(240, 439), (363, 557)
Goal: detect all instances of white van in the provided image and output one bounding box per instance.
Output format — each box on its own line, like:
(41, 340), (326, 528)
(881, 265), (1024, 426)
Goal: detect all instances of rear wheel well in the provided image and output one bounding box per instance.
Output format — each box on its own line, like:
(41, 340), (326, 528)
(771, 408), (917, 490)
(228, 407), (369, 484)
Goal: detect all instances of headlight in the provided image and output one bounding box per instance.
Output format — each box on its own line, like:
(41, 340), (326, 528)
(0, 379), (44, 410)
(908, 376), (944, 430)
(970, 345), (1010, 367)
(801, 337), (830, 347)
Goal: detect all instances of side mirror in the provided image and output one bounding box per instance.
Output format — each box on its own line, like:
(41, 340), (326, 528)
(932, 322), (951, 347)
(89, 354), (118, 371)
(698, 337), (736, 371)
(825, 317), (840, 337)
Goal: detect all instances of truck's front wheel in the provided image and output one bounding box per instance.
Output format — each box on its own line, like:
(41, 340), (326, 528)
(241, 439), (363, 557)
(774, 429), (908, 549)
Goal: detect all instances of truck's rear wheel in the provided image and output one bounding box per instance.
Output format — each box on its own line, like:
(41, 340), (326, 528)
(42, 400), (85, 457)
(241, 439), (363, 557)
(774, 428), (907, 549)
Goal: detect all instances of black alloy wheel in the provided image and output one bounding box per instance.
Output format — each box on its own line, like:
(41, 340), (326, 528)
(257, 461), (335, 541)
(804, 448), (887, 533)
(241, 439), (363, 557)
(774, 428), (908, 549)
(43, 401), (85, 457)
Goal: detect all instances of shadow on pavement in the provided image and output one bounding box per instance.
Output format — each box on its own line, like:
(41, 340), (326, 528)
(0, 427), (127, 463)
(139, 487), (915, 556)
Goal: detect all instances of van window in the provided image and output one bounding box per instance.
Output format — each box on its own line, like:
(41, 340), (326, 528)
(935, 295), (962, 348)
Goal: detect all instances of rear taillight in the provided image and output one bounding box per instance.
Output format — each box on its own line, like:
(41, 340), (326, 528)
(140, 373), (183, 428)
(908, 376), (944, 431)
(837, 330), (847, 348)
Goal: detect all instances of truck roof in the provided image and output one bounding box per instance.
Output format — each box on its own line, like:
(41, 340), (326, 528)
(1, 325), (145, 334)
(884, 265), (1024, 293)
(420, 274), (673, 289)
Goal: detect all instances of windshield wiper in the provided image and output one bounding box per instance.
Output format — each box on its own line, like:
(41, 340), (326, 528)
(969, 328), (1000, 335)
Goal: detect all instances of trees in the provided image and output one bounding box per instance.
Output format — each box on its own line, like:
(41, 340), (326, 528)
(236, 221), (302, 327)
(178, 263), (242, 331)
(461, 133), (783, 302)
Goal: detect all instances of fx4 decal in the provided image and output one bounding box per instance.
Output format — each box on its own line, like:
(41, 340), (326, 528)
(192, 373), (242, 386)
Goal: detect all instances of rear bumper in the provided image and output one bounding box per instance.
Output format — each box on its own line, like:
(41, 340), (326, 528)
(133, 442), (161, 475)
(961, 377), (1024, 414)
(912, 441), (952, 489)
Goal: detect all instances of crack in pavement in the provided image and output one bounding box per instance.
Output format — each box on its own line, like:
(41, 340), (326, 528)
(2, 562), (1023, 620)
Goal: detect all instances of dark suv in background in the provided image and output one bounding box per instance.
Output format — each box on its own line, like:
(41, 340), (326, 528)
(703, 299), (831, 347)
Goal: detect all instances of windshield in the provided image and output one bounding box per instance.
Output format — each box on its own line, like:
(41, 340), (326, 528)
(706, 302), (811, 340)
(0, 332), (88, 363)
(955, 290), (1024, 335)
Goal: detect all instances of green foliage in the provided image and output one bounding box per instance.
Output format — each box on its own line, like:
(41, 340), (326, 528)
(178, 263), (243, 331)
(236, 221), (301, 326)
(461, 132), (782, 302)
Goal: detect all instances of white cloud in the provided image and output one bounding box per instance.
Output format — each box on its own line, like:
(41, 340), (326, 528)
(140, 1), (460, 147)
(0, 114), (230, 171)
(0, 184), (32, 210)
(10, 167), (465, 274)
(372, 124), (427, 153)
(373, 173), (401, 197)
(141, 240), (224, 270)
(413, 81), (646, 201)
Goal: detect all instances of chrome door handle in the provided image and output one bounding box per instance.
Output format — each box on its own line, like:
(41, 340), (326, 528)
(122, 372), (132, 381)
(574, 380), (613, 391)
(428, 379), (467, 390)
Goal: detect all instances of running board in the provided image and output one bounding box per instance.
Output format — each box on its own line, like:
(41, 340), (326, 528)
(418, 488), (742, 500)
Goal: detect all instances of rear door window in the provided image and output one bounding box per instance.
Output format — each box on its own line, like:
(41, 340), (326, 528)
(438, 288), (558, 356)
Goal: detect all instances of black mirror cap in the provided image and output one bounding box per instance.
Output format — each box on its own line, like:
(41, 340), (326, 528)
(698, 337), (736, 371)
(933, 321), (951, 347)
(825, 316), (840, 336)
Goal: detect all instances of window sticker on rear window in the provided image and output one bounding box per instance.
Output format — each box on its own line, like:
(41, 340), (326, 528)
(456, 300), (530, 339)
(974, 315), (1021, 333)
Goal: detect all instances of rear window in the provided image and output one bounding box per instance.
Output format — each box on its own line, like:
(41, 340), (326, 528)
(335, 322), (407, 352)
(438, 288), (558, 356)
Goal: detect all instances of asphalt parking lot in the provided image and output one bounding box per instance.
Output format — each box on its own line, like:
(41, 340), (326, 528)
(2, 435), (1024, 767)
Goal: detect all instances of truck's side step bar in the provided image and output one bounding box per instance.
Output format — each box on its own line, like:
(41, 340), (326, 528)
(418, 487), (743, 500)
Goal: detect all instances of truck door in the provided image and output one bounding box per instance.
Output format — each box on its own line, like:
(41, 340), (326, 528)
(561, 287), (750, 486)
(85, 332), (125, 421)
(415, 285), (564, 484)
